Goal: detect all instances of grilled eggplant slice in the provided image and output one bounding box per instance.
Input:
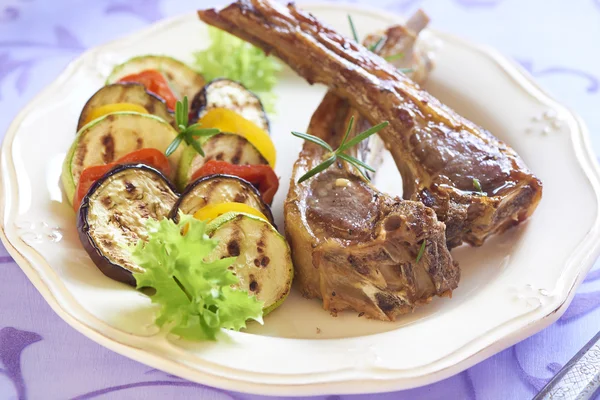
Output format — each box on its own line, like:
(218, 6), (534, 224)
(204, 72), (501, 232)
(106, 55), (205, 101)
(77, 83), (173, 131)
(176, 133), (267, 189)
(78, 164), (178, 285)
(170, 174), (274, 224)
(206, 212), (293, 314)
(191, 79), (269, 132)
(62, 112), (184, 204)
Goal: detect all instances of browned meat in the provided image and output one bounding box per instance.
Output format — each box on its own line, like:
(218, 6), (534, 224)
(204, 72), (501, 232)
(287, 15), (458, 320)
(285, 89), (458, 320)
(198, 0), (543, 248)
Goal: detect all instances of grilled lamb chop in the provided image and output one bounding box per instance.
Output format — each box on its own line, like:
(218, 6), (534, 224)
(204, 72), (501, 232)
(286, 14), (458, 320)
(198, 0), (543, 248)
(285, 90), (458, 320)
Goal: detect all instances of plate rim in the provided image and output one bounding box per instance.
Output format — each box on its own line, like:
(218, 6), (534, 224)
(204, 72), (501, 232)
(2, 2), (600, 396)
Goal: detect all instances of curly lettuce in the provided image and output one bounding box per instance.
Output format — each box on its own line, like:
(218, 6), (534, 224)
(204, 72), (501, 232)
(194, 27), (281, 113)
(131, 214), (263, 341)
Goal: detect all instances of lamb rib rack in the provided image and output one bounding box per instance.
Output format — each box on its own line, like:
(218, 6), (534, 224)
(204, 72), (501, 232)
(198, 0), (543, 248)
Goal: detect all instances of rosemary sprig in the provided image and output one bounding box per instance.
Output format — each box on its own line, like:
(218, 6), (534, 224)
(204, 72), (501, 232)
(292, 116), (389, 183)
(347, 15), (407, 72)
(347, 15), (360, 43)
(415, 240), (426, 263)
(473, 178), (485, 195)
(368, 37), (385, 52)
(385, 53), (405, 62)
(165, 96), (220, 157)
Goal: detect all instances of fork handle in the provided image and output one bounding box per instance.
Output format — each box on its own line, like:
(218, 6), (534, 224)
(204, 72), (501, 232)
(534, 331), (600, 400)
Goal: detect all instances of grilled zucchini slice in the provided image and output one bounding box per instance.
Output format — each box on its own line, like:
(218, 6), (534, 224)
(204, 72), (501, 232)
(77, 83), (173, 131)
(206, 212), (293, 314)
(191, 79), (270, 132)
(77, 164), (178, 286)
(175, 133), (267, 190)
(106, 55), (205, 101)
(170, 174), (274, 224)
(62, 112), (184, 204)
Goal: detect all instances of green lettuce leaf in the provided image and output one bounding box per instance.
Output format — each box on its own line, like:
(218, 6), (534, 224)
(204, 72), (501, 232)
(193, 27), (281, 114)
(131, 214), (264, 341)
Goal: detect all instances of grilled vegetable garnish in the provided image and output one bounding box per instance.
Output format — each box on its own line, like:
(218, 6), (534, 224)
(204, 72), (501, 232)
(206, 212), (293, 314)
(106, 55), (205, 102)
(77, 83), (173, 131)
(176, 133), (267, 189)
(191, 161), (279, 205)
(62, 112), (184, 204)
(117, 70), (179, 111)
(170, 174), (274, 224)
(195, 203), (269, 223)
(191, 79), (270, 132)
(198, 108), (276, 167)
(131, 214), (263, 340)
(78, 164), (179, 285)
(74, 148), (171, 211)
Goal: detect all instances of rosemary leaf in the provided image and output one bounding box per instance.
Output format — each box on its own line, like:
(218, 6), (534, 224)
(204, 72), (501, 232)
(399, 68), (414, 74)
(385, 53), (405, 62)
(292, 131), (333, 152)
(165, 134), (184, 157)
(368, 37), (385, 52)
(338, 153), (376, 173)
(339, 154), (370, 181)
(188, 128), (220, 138)
(338, 116), (355, 149)
(473, 178), (485, 195)
(338, 121), (389, 152)
(175, 100), (183, 127)
(188, 136), (206, 157)
(415, 240), (426, 263)
(298, 155), (337, 184)
(347, 15), (359, 43)
(181, 96), (189, 127)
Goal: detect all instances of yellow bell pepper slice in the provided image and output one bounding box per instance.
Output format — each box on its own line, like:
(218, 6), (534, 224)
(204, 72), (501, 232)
(84, 103), (149, 125)
(193, 202), (268, 223)
(198, 108), (277, 168)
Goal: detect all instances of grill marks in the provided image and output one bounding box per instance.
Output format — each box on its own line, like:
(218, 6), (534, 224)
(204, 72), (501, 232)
(190, 133), (267, 176)
(253, 224), (271, 267)
(124, 181), (136, 193)
(227, 225), (242, 257)
(101, 133), (115, 163)
(231, 139), (245, 164)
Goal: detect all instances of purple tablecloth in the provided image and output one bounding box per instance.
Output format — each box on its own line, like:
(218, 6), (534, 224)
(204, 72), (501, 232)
(1, 0), (599, 399)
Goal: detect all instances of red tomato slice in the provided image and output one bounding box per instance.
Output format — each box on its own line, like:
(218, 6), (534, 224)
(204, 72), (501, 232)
(117, 70), (178, 111)
(74, 148), (171, 211)
(191, 161), (279, 204)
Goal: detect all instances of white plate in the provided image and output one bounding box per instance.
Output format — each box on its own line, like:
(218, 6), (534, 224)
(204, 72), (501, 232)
(1, 2), (600, 396)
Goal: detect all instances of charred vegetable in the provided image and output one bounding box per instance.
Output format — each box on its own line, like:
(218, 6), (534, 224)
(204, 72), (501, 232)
(77, 83), (173, 131)
(176, 133), (267, 189)
(191, 79), (269, 132)
(205, 212), (293, 314)
(170, 174), (274, 224)
(78, 164), (179, 285)
(131, 214), (263, 340)
(106, 55), (205, 102)
(190, 161), (279, 205)
(61, 112), (184, 204)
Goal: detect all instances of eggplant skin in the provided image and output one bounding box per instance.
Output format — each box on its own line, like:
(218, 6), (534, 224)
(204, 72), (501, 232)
(190, 78), (270, 132)
(77, 83), (174, 131)
(78, 164), (179, 286)
(169, 174), (275, 225)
